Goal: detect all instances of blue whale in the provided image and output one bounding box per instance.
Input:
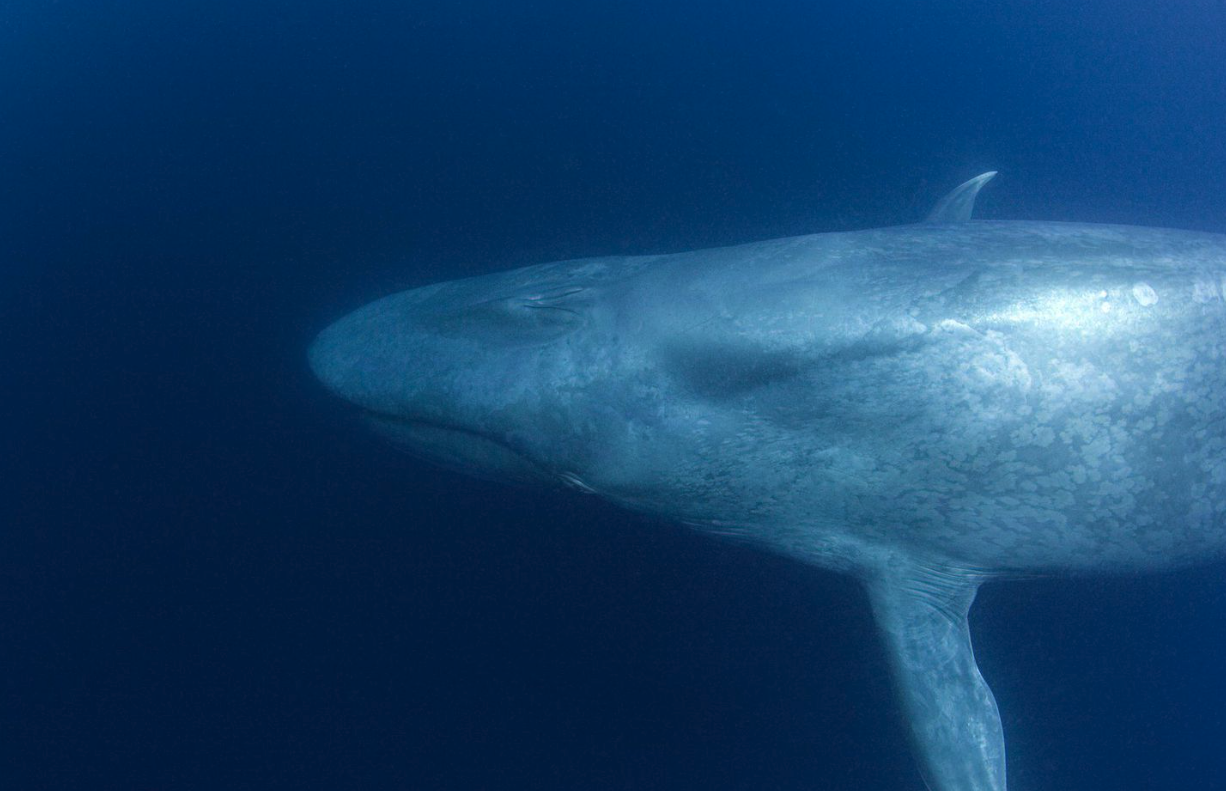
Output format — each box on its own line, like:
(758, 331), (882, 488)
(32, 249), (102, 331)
(310, 173), (1226, 790)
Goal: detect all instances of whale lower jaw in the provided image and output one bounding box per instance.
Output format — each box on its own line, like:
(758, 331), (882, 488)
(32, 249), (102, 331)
(363, 413), (549, 486)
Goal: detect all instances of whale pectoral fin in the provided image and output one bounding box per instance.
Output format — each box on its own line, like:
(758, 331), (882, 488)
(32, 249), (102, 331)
(867, 563), (1006, 791)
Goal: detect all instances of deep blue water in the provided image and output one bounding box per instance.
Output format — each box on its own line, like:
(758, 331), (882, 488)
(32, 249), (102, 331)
(4, 1), (1226, 789)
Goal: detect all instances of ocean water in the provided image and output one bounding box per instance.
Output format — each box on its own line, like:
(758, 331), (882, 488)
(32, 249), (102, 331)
(4, 1), (1225, 789)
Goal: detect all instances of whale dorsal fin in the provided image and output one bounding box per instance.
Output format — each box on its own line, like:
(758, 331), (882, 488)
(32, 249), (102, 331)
(925, 171), (998, 223)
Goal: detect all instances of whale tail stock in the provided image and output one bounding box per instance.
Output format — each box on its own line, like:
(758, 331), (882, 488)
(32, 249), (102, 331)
(867, 560), (1006, 791)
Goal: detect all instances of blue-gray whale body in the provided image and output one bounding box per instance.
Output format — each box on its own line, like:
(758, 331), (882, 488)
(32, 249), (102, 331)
(311, 173), (1226, 790)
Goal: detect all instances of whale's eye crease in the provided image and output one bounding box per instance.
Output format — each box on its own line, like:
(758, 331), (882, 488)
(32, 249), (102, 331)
(520, 302), (579, 315)
(523, 285), (586, 301)
(435, 288), (590, 345)
(517, 285), (588, 313)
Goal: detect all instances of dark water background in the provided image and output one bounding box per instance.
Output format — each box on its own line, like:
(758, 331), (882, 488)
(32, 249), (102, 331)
(4, 1), (1226, 788)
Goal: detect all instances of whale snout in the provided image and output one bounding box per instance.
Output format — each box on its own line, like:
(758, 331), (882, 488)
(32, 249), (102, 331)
(308, 311), (381, 409)
(308, 283), (490, 421)
(308, 293), (428, 415)
(308, 320), (359, 403)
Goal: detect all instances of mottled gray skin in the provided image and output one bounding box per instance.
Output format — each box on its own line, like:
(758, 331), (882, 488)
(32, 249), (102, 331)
(310, 182), (1226, 790)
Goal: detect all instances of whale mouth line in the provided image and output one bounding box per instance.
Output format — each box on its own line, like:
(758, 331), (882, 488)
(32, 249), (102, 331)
(357, 408), (549, 484)
(358, 408), (487, 444)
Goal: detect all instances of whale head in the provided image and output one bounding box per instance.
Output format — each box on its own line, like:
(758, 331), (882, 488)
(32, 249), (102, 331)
(308, 257), (654, 490)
